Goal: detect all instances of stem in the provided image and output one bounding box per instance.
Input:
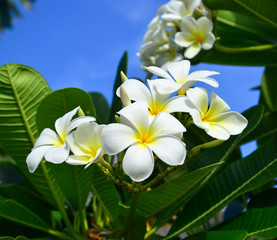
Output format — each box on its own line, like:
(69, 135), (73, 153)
(100, 158), (114, 174)
(215, 43), (277, 53)
(48, 229), (68, 239)
(121, 189), (141, 238)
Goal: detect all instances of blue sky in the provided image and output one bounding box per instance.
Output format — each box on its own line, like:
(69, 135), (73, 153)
(0, 0), (264, 155)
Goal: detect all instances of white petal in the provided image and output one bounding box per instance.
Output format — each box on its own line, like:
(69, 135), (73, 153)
(202, 32), (215, 50)
(189, 109), (209, 130)
(187, 70), (219, 88)
(44, 143), (69, 164)
(67, 116), (96, 133)
(116, 79), (152, 104)
(167, 60), (191, 85)
(66, 155), (92, 165)
(163, 96), (192, 113)
(180, 16), (198, 35)
(186, 87), (208, 115)
(123, 144), (154, 182)
(144, 66), (172, 80)
(150, 112), (186, 138)
(34, 128), (61, 148)
(150, 79), (181, 95)
(101, 123), (137, 155)
(148, 136), (186, 166)
(162, 13), (182, 21)
(75, 122), (103, 153)
(197, 16), (213, 33)
(26, 145), (54, 173)
(66, 131), (89, 155)
(55, 107), (79, 138)
(118, 101), (149, 133)
(184, 43), (201, 59)
(205, 92), (230, 118)
(205, 123), (230, 140)
(175, 32), (194, 48)
(209, 112), (248, 135)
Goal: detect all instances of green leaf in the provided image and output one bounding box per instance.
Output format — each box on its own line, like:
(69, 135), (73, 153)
(0, 198), (50, 233)
(0, 63), (68, 208)
(184, 230), (248, 240)
(166, 137), (277, 239)
(109, 51), (128, 123)
(220, 206), (277, 238)
(0, 237), (29, 240)
(248, 188), (277, 209)
(137, 163), (220, 218)
(126, 214), (146, 240)
(89, 92), (110, 124)
(203, 0), (277, 27)
(260, 67), (277, 111)
(216, 11), (277, 41)
(91, 165), (121, 223)
(36, 87), (96, 132)
(242, 111), (277, 143)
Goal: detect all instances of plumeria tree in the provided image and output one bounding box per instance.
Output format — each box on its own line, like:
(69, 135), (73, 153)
(0, 0), (277, 240)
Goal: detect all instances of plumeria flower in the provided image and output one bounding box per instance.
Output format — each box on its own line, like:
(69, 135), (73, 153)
(186, 87), (248, 140)
(116, 78), (191, 118)
(66, 122), (105, 168)
(101, 101), (187, 182)
(26, 107), (95, 173)
(175, 16), (215, 59)
(145, 60), (219, 95)
(162, 0), (201, 22)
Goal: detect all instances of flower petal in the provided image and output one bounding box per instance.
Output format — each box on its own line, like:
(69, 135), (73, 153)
(118, 101), (149, 133)
(150, 79), (181, 95)
(187, 70), (219, 88)
(55, 107), (79, 138)
(163, 95), (193, 113)
(150, 112), (186, 138)
(209, 111), (248, 135)
(205, 123), (230, 140)
(175, 32), (194, 48)
(197, 16), (213, 33)
(44, 143), (69, 164)
(34, 128), (62, 148)
(184, 42), (201, 59)
(101, 123), (137, 155)
(180, 16), (198, 35)
(66, 155), (92, 165)
(123, 143), (154, 182)
(116, 79), (152, 104)
(202, 32), (215, 50)
(205, 92), (230, 118)
(186, 87), (208, 115)
(167, 60), (191, 85)
(67, 116), (96, 133)
(148, 136), (186, 166)
(26, 145), (54, 173)
(66, 131), (90, 155)
(144, 66), (172, 80)
(189, 109), (209, 130)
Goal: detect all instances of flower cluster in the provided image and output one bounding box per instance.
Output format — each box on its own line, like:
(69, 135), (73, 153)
(27, 60), (247, 183)
(138, 0), (215, 69)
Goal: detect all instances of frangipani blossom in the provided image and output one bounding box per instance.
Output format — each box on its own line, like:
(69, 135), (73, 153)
(162, 0), (201, 21)
(101, 101), (187, 182)
(26, 107), (95, 173)
(66, 122), (105, 168)
(186, 87), (248, 140)
(116, 78), (191, 117)
(145, 60), (219, 95)
(175, 16), (215, 59)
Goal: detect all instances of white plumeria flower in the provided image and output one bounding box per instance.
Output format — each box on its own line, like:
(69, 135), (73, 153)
(175, 16), (215, 59)
(66, 122), (105, 168)
(162, 0), (201, 21)
(116, 78), (192, 118)
(145, 60), (219, 95)
(26, 107), (95, 173)
(101, 101), (187, 182)
(186, 87), (248, 140)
